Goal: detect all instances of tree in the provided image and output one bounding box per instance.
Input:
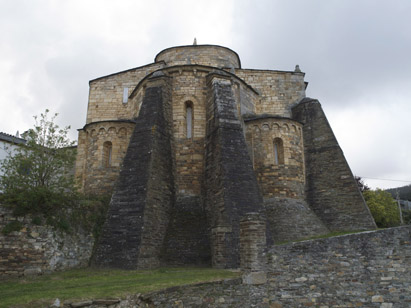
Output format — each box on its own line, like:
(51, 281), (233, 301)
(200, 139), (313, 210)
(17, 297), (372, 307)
(355, 176), (370, 193)
(0, 110), (76, 216)
(363, 189), (401, 228)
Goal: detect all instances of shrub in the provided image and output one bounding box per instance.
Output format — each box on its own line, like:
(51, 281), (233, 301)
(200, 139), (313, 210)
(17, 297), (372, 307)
(2, 221), (24, 235)
(363, 189), (401, 228)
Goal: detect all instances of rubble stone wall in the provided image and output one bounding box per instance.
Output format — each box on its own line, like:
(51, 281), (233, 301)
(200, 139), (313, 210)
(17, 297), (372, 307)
(100, 226), (410, 308)
(0, 207), (93, 278)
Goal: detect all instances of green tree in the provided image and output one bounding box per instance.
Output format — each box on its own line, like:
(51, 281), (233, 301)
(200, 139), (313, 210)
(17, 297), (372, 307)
(363, 189), (401, 228)
(0, 110), (76, 217)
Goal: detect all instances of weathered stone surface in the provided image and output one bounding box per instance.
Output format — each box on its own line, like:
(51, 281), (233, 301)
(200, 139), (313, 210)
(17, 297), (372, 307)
(161, 195), (210, 266)
(0, 207), (93, 278)
(292, 98), (377, 231)
(240, 213), (266, 272)
(92, 76), (174, 269)
(70, 300), (93, 307)
(204, 74), (264, 268)
(92, 299), (120, 305)
(264, 197), (329, 242)
(86, 226), (410, 308)
(242, 271), (267, 285)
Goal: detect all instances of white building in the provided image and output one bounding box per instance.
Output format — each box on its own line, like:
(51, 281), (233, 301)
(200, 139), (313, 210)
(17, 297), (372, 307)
(0, 132), (26, 178)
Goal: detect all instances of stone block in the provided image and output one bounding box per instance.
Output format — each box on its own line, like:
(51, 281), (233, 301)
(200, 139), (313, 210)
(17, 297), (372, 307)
(242, 271), (267, 285)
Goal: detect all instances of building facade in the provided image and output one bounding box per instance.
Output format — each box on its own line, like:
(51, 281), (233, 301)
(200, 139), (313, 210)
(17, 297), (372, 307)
(75, 44), (376, 269)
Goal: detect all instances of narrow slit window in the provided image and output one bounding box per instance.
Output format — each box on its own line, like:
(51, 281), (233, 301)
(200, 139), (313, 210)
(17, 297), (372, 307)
(273, 138), (284, 165)
(185, 101), (193, 139)
(123, 87), (129, 104)
(103, 141), (113, 167)
(274, 143), (279, 165)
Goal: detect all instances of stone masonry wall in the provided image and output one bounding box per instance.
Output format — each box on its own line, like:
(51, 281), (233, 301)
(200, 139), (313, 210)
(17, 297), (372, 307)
(96, 226), (410, 308)
(92, 74), (174, 269)
(292, 98), (377, 232)
(170, 69), (207, 195)
(0, 207), (93, 278)
(245, 116), (305, 199)
(86, 62), (165, 124)
(75, 121), (135, 194)
(204, 73), (264, 268)
(155, 45), (240, 69)
(235, 69), (306, 117)
(160, 195), (210, 266)
(264, 197), (329, 243)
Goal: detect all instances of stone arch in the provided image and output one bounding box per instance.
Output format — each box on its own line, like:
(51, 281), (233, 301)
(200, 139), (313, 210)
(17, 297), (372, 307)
(98, 127), (106, 135)
(282, 124), (289, 133)
(118, 127), (127, 137)
(108, 127), (116, 135)
(262, 123), (270, 131)
(272, 123), (280, 131)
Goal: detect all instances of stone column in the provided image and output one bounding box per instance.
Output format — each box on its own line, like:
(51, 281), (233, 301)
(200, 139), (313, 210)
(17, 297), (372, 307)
(240, 212), (267, 284)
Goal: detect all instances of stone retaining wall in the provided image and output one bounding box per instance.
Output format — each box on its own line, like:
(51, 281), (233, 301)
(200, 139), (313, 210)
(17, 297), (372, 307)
(84, 226), (410, 307)
(0, 207), (93, 278)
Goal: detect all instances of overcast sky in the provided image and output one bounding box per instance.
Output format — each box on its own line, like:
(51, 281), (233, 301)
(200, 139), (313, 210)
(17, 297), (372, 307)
(1, 0), (410, 190)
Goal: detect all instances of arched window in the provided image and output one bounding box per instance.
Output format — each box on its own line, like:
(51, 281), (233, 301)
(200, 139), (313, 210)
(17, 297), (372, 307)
(185, 101), (193, 139)
(103, 141), (112, 167)
(273, 138), (284, 165)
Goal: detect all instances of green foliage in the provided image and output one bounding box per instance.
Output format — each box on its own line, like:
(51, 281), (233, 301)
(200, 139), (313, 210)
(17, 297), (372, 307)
(0, 267), (240, 308)
(31, 216), (42, 225)
(69, 194), (111, 239)
(386, 184), (411, 201)
(2, 220), (23, 235)
(0, 110), (76, 221)
(403, 210), (411, 225)
(363, 189), (401, 228)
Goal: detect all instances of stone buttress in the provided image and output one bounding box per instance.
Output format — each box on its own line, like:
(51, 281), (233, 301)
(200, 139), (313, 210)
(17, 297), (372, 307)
(204, 73), (265, 268)
(292, 98), (377, 231)
(92, 74), (174, 269)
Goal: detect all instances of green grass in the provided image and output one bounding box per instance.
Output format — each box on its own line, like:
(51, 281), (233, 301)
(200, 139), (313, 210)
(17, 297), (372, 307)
(0, 267), (240, 308)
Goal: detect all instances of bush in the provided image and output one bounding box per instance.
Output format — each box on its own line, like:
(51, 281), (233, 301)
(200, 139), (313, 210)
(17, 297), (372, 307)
(31, 216), (43, 225)
(2, 221), (24, 235)
(363, 189), (401, 228)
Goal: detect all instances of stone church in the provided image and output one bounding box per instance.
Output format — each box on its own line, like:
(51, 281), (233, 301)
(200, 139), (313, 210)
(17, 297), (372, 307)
(74, 44), (376, 269)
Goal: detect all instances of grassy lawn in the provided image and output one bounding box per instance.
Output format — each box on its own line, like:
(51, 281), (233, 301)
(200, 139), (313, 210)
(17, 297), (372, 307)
(0, 267), (240, 308)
